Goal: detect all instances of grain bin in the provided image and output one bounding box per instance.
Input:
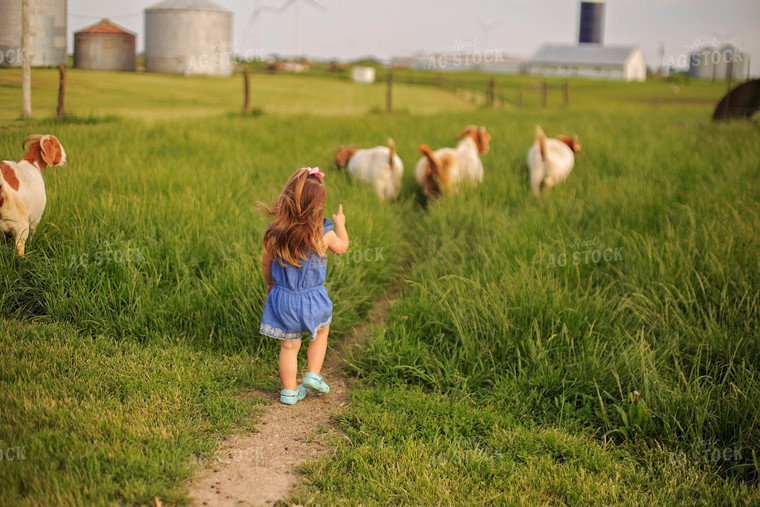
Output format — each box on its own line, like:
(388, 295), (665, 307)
(144, 0), (233, 76)
(74, 19), (136, 72)
(0, 0), (67, 67)
(689, 44), (747, 81)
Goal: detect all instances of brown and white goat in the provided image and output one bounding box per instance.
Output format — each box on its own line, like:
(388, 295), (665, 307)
(334, 138), (404, 202)
(414, 125), (491, 199)
(1, 134), (67, 256)
(527, 125), (580, 196)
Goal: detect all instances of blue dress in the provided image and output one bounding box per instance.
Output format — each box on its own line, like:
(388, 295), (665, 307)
(259, 218), (334, 341)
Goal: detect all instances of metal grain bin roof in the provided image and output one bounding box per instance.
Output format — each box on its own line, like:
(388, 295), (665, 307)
(145, 0), (230, 12)
(75, 19), (135, 36)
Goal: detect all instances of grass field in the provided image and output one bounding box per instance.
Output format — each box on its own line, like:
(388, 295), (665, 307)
(0, 67), (758, 505)
(0, 68), (478, 121)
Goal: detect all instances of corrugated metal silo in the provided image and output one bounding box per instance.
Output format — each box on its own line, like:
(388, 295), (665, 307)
(689, 44), (747, 81)
(578, 1), (604, 45)
(144, 0), (233, 76)
(0, 0), (67, 67)
(74, 19), (136, 71)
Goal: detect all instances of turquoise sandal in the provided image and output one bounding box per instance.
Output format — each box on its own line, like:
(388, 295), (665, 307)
(303, 372), (330, 394)
(280, 385), (306, 405)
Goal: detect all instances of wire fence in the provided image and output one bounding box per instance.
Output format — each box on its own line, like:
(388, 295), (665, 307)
(243, 63), (573, 113)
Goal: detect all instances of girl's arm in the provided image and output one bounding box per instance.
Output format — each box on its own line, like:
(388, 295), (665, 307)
(262, 245), (275, 294)
(326, 204), (349, 254)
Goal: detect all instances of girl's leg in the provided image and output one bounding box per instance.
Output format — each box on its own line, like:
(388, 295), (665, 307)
(306, 326), (329, 376)
(279, 338), (301, 391)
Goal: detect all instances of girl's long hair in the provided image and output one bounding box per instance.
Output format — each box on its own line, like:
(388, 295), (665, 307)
(260, 168), (327, 267)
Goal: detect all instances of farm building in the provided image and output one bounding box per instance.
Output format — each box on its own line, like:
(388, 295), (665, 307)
(74, 19), (136, 72)
(688, 44), (748, 81)
(0, 0), (67, 67)
(527, 1), (645, 82)
(392, 51), (526, 74)
(528, 44), (646, 82)
(144, 0), (233, 76)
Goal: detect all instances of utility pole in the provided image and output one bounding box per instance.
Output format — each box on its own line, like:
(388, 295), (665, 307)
(22, 0), (31, 118)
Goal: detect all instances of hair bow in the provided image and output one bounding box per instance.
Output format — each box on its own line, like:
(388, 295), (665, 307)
(305, 167), (324, 180)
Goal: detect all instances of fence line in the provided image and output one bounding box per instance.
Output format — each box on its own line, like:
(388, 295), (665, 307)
(242, 64), (572, 111)
(374, 71), (571, 109)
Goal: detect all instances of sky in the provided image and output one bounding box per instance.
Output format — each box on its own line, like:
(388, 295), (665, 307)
(68, 0), (760, 76)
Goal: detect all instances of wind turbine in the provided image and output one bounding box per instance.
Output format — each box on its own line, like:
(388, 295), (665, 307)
(706, 27), (740, 48)
(475, 18), (499, 46)
(247, 0), (281, 57)
(276, 0), (328, 58)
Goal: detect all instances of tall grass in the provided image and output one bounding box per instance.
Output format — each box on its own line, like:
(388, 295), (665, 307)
(347, 105), (760, 488)
(1, 68), (757, 504)
(0, 113), (410, 503)
(0, 115), (408, 352)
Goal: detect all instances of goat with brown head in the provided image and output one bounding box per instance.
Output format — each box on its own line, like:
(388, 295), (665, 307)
(333, 145), (359, 169)
(22, 134), (67, 171)
(455, 125), (491, 154)
(414, 125), (491, 201)
(1, 134), (67, 256)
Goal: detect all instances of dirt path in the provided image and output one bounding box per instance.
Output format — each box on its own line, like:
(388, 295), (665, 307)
(186, 298), (390, 507)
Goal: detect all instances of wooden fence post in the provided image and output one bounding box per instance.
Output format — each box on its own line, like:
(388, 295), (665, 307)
(723, 58), (733, 117)
(57, 65), (66, 120)
(542, 80), (548, 108)
(486, 78), (495, 107)
(386, 70), (393, 113)
(243, 66), (251, 115)
(563, 80), (570, 106)
(747, 55), (751, 82)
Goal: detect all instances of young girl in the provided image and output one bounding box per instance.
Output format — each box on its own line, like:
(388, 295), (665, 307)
(259, 167), (349, 405)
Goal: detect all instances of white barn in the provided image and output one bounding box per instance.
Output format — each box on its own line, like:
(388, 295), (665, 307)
(529, 44), (646, 82)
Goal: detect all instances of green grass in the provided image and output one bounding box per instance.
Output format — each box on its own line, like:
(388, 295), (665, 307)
(295, 387), (756, 505)
(0, 68), (476, 121)
(0, 110), (411, 503)
(0, 67), (758, 504)
(334, 106), (760, 501)
(0, 320), (264, 505)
